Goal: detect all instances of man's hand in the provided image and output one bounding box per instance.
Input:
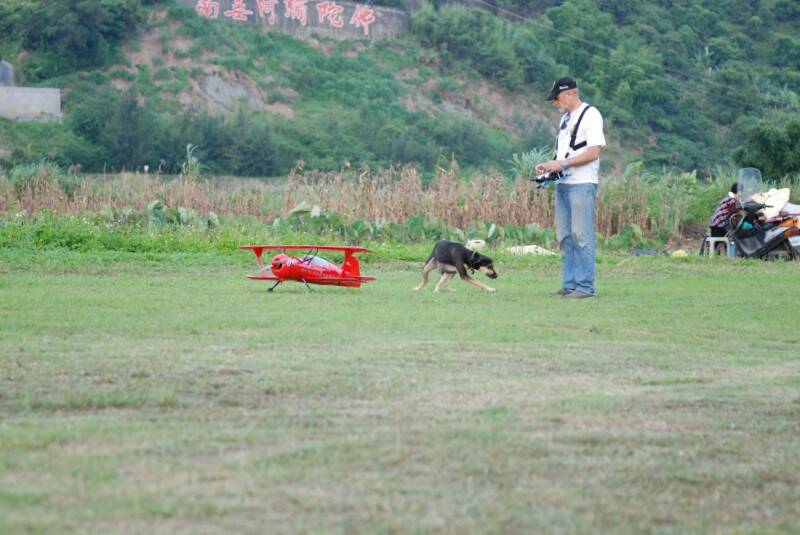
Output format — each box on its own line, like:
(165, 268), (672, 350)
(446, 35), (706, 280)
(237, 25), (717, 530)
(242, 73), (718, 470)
(536, 160), (564, 175)
(536, 146), (602, 176)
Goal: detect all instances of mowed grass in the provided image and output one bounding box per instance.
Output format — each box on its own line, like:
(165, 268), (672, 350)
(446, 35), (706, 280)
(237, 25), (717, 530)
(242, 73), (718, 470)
(1, 250), (799, 534)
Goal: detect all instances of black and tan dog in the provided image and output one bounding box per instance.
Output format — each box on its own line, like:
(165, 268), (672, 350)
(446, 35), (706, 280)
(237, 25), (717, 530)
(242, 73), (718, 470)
(413, 240), (498, 293)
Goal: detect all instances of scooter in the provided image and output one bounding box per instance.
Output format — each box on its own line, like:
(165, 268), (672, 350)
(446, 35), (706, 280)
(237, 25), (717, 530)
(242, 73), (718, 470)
(726, 168), (800, 260)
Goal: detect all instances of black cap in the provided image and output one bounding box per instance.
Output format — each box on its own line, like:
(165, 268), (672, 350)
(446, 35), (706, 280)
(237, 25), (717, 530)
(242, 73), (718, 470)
(546, 77), (577, 100)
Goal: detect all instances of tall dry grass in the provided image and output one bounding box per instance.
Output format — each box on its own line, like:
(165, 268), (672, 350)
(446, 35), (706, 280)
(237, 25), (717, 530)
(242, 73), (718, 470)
(284, 164), (662, 237)
(283, 164), (554, 228)
(0, 168), (278, 219)
(0, 161), (705, 238)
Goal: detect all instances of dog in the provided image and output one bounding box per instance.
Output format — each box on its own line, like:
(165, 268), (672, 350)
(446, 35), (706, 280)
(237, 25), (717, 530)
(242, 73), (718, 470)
(413, 240), (497, 293)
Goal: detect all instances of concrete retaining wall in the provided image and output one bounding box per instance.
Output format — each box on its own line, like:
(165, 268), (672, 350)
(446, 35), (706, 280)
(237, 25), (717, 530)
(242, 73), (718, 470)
(0, 87), (62, 121)
(176, 0), (408, 40)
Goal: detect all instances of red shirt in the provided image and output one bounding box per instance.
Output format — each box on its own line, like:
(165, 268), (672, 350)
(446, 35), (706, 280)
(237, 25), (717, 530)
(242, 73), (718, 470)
(709, 195), (738, 228)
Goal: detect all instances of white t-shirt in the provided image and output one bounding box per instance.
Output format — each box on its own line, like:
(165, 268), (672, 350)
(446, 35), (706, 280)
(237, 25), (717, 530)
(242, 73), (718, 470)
(555, 103), (605, 184)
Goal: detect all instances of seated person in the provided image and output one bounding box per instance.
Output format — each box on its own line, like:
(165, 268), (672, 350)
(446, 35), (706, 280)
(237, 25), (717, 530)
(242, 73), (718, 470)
(708, 182), (741, 237)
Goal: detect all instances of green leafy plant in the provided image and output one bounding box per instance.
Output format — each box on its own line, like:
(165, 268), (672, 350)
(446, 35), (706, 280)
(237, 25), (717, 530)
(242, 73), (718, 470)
(180, 143), (202, 181)
(509, 147), (552, 180)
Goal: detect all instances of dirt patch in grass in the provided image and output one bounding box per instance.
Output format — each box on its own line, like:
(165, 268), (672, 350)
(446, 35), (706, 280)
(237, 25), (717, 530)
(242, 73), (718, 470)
(264, 102), (295, 118)
(395, 67), (420, 81)
(454, 78), (552, 135)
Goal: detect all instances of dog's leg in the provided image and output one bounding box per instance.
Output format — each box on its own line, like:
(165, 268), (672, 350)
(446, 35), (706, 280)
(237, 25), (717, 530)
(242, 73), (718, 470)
(432, 272), (450, 293)
(444, 272), (456, 292)
(465, 276), (496, 293)
(453, 260), (495, 293)
(413, 257), (436, 291)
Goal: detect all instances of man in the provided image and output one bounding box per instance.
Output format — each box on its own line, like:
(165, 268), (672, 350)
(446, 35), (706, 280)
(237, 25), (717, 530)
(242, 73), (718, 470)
(536, 77), (606, 299)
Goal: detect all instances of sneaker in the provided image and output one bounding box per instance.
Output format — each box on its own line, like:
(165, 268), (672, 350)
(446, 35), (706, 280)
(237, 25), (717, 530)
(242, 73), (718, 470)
(550, 287), (574, 296)
(563, 290), (595, 299)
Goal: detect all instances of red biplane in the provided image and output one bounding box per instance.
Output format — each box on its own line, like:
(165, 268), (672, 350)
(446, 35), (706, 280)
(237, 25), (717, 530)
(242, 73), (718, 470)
(240, 245), (376, 291)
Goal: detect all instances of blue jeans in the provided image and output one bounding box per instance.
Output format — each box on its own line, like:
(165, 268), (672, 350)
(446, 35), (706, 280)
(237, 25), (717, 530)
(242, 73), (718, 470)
(556, 183), (597, 295)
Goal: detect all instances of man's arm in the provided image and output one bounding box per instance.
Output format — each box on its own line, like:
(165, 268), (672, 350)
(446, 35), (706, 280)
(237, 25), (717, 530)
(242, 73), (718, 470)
(535, 145), (602, 174)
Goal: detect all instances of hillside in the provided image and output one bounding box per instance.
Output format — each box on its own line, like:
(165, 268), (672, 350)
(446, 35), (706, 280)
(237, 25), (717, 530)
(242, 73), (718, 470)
(0, 0), (798, 177)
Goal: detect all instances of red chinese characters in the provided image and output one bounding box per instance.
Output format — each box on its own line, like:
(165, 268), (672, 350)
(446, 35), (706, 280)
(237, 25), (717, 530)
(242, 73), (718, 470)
(349, 4), (375, 36)
(256, 0), (279, 24)
(316, 1), (344, 28)
(284, 0), (308, 26)
(224, 0), (254, 21)
(195, 0), (220, 19)
(195, 0), (380, 36)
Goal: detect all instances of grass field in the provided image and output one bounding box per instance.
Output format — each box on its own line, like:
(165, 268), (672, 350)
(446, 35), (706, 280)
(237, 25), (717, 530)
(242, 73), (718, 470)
(1, 249), (799, 534)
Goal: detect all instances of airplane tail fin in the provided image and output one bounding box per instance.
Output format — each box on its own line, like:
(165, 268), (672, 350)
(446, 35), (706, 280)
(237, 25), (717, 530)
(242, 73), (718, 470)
(341, 250), (362, 278)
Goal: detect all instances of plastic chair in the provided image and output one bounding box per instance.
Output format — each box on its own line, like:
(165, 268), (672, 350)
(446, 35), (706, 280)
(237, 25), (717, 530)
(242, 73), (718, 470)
(701, 229), (731, 256)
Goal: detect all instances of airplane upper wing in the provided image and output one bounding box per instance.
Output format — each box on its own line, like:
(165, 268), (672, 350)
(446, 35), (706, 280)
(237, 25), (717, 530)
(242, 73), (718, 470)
(240, 245), (373, 254)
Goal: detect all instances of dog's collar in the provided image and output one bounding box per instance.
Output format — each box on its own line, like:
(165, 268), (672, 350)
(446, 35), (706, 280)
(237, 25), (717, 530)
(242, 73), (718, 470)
(469, 250), (480, 272)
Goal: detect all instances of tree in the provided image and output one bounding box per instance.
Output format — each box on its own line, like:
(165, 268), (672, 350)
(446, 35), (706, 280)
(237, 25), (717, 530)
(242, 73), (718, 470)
(733, 117), (800, 179)
(227, 111), (278, 177)
(100, 91), (159, 171)
(706, 65), (759, 125)
(10, 0), (143, 81)
(773, 36), (800, 70)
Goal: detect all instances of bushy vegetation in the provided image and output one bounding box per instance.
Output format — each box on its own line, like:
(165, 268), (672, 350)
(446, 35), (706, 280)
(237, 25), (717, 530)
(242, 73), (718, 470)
(0, 0), (161, 82)
(71, 91), (285, 175)
(733, 117), (800, 179)
(412, 4), (560, 91)
(5, 161), (794, 254)
(0, 1), (521, 175)
(412, 0), (800, 174)
(1, 0), (799, 176)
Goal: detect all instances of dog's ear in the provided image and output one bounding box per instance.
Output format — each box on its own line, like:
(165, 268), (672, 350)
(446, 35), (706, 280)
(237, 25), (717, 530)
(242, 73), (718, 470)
(469, 250), (480, 264)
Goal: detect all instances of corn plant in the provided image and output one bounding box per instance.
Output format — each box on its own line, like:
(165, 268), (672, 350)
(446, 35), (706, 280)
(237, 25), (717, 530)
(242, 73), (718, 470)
(180, 144), (202, 181)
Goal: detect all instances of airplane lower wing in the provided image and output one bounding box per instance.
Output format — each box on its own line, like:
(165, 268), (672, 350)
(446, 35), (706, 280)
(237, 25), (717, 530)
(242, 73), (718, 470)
(301, 276), (377, 285)
(335, 276), (377, 283)
(245, 274), (375, 283)
(246, 272), (280, 280)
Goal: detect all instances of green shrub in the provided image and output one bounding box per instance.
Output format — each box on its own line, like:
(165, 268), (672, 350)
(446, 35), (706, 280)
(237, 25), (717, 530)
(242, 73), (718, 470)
(6, 160), (83, 200)
(2, 0), (145, 82)
(411, 3), (557, 91)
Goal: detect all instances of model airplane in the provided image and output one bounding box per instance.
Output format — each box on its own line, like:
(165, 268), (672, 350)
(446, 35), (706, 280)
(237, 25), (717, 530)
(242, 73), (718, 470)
(239, 244), (376, 291)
